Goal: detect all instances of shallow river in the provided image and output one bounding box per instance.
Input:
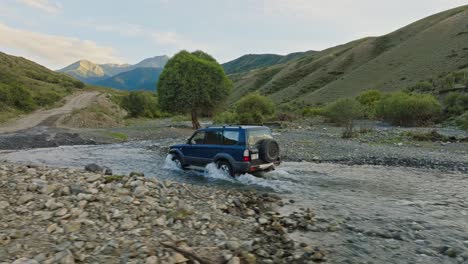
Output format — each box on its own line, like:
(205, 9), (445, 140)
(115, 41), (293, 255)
(1, 140), (467, 264)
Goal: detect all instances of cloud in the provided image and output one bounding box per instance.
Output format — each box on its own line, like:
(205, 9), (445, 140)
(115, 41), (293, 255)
(0, 22), (123, 69)
(17, 0), (62, 13)
(86, 21), (198, 51)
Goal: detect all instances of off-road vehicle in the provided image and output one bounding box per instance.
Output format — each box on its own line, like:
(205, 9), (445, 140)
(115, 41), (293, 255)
(169, 126), (281, 177)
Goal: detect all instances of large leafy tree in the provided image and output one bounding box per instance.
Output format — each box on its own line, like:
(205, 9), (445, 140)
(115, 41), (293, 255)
(158, 50), (232, 129)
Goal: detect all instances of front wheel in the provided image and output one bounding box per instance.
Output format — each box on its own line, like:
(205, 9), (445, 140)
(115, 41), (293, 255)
(217, 160), (234, 177)
(172, 155), (185, 170)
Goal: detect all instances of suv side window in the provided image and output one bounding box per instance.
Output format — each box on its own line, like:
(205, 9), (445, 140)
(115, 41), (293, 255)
(205, 131), (223, 145)
(223, 130), (239, 145)
(190, 132), (205, 144)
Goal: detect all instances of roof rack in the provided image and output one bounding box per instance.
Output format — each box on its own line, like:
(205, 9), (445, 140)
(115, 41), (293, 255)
(205, 124), (265, 129)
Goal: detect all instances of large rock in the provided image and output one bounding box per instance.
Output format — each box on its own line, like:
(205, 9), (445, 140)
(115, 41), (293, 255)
(84, 163), (103, 173)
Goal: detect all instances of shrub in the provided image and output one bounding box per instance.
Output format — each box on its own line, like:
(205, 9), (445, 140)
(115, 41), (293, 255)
(213, 111), (238, 124)
(444, 92), (468, 117)
(323, 98), (363, 125)
(375, 92), (442, 126)
(34, 91), (62, 107)
(456, 111), (468, 130)
(121, 91), (161, 118)
(302, 107), (324, 117)
(405, 130), (450, 142)
(408, 81), (434, 93)
(234, 93), (275, 124)
(356, 89), (382, 119)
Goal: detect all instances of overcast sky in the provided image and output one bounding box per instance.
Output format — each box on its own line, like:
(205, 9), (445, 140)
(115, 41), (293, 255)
(0, 0), (467, 69)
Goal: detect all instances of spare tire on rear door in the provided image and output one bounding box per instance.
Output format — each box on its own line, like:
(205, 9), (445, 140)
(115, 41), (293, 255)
(258, 139), (280, 163)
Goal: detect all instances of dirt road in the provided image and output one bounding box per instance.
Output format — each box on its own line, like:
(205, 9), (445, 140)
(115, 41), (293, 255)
(0, 92), (99, 133)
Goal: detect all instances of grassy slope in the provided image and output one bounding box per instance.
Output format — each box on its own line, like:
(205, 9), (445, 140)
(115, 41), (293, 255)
(0, 51), (84, 122)
(229, 5), (468, 106)
(222, 52), (311, 75)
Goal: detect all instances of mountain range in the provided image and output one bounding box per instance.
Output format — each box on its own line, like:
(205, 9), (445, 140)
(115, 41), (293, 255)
(58, 55), (169, 91)
(227, 5), (468, 106)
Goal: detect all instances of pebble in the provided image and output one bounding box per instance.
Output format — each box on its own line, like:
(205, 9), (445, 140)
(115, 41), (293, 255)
(11, 258), (39, 264)
(145, 256), (159, 264)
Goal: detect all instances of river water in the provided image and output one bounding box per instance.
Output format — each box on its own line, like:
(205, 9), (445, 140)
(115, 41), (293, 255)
(1, 140), (467, 263)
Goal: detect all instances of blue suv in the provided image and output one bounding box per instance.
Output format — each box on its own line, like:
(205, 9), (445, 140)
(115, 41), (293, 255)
(169, 126), (281, 177)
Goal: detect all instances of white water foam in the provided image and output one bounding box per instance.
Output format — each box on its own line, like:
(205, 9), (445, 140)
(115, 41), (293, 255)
(204, 162), (293, 191)
(163, 154), (182, 171)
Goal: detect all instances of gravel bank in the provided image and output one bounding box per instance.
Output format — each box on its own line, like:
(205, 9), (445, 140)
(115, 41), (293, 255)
(0, 163), (325, 264)
(275, 126), (468, 173)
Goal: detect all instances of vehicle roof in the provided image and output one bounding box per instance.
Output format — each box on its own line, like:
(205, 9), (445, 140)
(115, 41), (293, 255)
(199, 125), (269, 131)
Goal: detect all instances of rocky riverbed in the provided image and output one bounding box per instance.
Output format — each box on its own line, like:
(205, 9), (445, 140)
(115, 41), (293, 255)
(0, 162), (325, 264)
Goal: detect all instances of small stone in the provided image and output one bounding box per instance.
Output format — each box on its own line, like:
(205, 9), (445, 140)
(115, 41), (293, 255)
(226, 241), (240, 251)
(12, 258), (39, 264)
(153, 216), (166, 227)
(103, 167), (113, 175)
(47, 223), (58, 233)
(120, 217), (138, 230)
(64, 221), (81, 233)
(86, 174), (101, 183)
(444, 247), (458, 258)
(55, 208), (68, 217)
(257, 217), (268, 225)
(133, 186), (148, 198)
(227, 257), (240, 264)
(18, 193), (35, 204)
(173, 253), (189, 263)
(200, 213), (211, 221)
(0, 200), (9, 209)
(146, 256), (159, 264)
(215, 228), (227, 238)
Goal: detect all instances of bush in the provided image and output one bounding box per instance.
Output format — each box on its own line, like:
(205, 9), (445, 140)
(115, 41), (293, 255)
(356, 89), (382, 119)
(456, 111), (468, 130)
(34, 91), (62, 107)
(302, 107), (324, 117)
(234, 93), (275, 124)
(121, 91), (161, 118)
(444, 92), (468, 117)
(375, 92), (442, 126)
(408, 81), (434, 93)
(323, 98), (363, 125)
(213, 111), (238, 124)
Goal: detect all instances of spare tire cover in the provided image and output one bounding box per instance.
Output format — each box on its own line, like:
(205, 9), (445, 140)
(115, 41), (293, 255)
(258, 139), (280, 163)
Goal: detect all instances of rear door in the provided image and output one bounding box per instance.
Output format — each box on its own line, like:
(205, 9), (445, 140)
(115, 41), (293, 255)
(219, 129), (243, 162)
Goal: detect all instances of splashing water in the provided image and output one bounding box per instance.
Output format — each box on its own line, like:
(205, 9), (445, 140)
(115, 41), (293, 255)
(163, 154), (182, 171)
(203, 162), (293, 192)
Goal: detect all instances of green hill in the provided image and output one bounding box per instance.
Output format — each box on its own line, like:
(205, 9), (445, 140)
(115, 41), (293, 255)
(222, 52), (311, 75)
(96, 67), (163, 91)
(0, 51), (84, 122)
(229, 5), (468, 106)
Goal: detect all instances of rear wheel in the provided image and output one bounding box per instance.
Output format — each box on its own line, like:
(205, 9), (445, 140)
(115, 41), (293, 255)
(217, 160), (234, 177)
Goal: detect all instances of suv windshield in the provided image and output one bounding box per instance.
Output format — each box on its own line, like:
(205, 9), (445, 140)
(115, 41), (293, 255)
(248, 129), (273, 146)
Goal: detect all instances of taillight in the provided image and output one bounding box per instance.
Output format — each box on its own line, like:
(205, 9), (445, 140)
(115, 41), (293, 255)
(243, 149), (251, 162)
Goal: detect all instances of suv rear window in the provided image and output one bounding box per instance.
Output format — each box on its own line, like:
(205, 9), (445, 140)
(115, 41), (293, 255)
(248, 129), (273, 146)
(223, 130), (239, 145)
